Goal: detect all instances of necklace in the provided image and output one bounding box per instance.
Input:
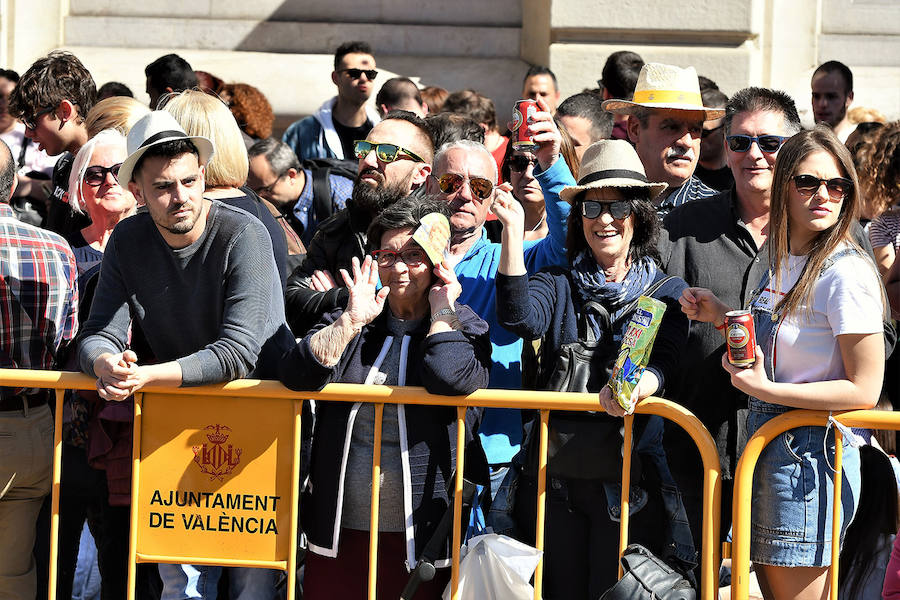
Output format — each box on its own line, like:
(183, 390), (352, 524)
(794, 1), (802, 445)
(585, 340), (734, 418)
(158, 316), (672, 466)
(528, 213), (546, 233)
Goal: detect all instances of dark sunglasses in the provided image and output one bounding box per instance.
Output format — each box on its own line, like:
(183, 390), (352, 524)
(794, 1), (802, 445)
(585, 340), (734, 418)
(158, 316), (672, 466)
(434, 173), (494, 200)
(354, 140), (424, 164)
(792, 174), (853, 200)
(23, 105), (57, 131)
(340, 68), (378, 81)
(371, 247), (428, 268)
(581, 200), (633, 220)
(508, 154), (538, 173)
(726, 134), (789, 153)
(83, 163), (123, 187)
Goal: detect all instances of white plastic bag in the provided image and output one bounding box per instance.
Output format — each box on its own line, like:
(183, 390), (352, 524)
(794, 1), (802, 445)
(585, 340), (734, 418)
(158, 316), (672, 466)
(442, 533), (542, 600)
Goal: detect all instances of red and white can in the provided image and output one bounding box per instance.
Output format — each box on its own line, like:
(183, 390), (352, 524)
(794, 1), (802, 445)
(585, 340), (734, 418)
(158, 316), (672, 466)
(725, 310), (756, 368)
(512, 99), (539, 151)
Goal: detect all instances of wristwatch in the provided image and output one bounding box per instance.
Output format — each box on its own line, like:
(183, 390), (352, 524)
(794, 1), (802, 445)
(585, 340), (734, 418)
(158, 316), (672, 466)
(431, 307), (457, 322)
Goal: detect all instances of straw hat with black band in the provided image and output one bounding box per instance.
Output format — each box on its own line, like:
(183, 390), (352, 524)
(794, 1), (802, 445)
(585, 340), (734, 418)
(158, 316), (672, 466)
(119, 110), (214, 184)
(560, 139), (668, 204)
(602, 63), (725, 121)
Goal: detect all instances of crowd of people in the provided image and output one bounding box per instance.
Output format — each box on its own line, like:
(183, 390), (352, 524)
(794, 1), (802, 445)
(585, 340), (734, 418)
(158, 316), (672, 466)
(1, 38), (898, 600)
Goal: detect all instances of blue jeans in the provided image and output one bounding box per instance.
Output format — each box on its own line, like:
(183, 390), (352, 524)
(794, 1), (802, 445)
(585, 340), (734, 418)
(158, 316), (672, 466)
(159, 564), (279, 600)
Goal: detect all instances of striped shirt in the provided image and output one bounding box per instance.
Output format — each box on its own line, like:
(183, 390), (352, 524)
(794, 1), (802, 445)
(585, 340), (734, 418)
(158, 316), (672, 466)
(1, 203), (79, 395)
(869, 210), (900, 251)
(656, 175), (719, 219)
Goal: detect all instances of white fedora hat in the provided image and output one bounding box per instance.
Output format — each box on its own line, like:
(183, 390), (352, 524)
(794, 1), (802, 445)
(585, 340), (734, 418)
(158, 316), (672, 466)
(559, 139), (668, 204)
(602, 63), (725, 121)
(119, 111), (214, 184)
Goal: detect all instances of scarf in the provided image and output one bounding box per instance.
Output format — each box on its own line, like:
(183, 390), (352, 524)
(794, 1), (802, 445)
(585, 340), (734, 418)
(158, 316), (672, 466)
(570, 251), (659, 339)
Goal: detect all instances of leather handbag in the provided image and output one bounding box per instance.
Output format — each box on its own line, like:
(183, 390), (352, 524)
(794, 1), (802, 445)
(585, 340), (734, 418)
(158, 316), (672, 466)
(599, 544), (696, 600)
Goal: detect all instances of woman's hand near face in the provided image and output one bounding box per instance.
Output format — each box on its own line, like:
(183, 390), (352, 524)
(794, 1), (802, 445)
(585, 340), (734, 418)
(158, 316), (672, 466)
(428, 260), (461, 311)
(680, 287), (730, 330)
(340, 256), (389, 329)
(529, 97), (562, 171)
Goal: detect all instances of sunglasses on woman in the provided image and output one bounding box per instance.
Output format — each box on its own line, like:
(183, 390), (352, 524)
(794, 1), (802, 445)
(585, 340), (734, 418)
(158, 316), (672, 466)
(581, 200), (633, 220)
(726, 134), (790, 153)
(792, 174), (853, 200)
(353, 140), (425, 164)
(508, 155), (538, 173)
(433, 173), (494, 200)
(371, 247), (428, 268)
(83, 163), (123, 187)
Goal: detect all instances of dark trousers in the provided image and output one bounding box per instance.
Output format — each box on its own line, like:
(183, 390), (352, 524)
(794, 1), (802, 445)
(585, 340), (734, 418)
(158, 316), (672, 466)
(303, 529), (449, 600)
(515, 475), (665, 600)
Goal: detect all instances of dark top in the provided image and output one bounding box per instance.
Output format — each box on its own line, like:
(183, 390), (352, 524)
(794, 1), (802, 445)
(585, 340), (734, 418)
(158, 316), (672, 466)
(332, 118), (372, 165)
(46, 153), (91, 237)
(694, 164), (735, 193)
(217, 187), (288, 288)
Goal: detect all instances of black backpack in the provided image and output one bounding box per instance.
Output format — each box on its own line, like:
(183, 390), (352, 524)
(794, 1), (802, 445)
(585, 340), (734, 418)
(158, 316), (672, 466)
(300, 158), (357, 224)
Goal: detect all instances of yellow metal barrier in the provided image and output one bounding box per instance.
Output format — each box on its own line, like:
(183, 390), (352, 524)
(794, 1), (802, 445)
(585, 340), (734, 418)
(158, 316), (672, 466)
(731, 409), (900, 600)
(0, 369), (721, 600)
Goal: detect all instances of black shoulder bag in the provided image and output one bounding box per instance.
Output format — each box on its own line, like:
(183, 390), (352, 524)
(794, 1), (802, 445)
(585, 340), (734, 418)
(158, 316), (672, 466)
(599, 544), (696, 600)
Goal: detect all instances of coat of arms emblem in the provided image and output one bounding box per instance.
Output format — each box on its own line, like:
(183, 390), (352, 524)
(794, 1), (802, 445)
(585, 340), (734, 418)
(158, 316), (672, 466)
(192, 424), (242, 481)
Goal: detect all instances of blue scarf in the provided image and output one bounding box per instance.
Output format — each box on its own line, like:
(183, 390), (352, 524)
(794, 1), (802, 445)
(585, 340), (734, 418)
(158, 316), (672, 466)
(570, 251), (659, 338)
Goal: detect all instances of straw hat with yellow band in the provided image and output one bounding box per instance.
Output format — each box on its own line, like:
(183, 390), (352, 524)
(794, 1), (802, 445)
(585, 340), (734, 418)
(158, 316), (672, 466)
(602, 63), (725, 121)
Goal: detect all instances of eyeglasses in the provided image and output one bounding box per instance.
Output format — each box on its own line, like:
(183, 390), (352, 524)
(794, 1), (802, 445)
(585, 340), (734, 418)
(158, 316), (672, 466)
(508, 155), (538, 173)
(581, 200), (633, 220)
(792, 174), (853, 200)
(354, 140), (425, 164)
(371, 247), (428, 268)
(83, 163), (122, 187)
(255, 173), (286, 197)
(434, 173), (494, 200)
(726, 134), (790, 154)
(22, 105), (57, 131)
(339, 68), (378, 81)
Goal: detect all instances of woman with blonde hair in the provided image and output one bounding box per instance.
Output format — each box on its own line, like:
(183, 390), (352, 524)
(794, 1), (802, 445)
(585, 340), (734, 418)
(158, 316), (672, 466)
(683, 126), (885, 599)
(85, 96), (150, 138)
(162, 89), (288, 284)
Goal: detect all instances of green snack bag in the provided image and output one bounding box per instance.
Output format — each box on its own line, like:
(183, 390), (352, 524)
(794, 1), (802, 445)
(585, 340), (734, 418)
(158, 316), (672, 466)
(608, 295), (667, 413)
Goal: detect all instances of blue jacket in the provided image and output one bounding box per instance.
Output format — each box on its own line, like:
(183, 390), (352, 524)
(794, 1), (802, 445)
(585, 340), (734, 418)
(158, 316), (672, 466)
(453, 157), (573, 463)
(281, 97), (381, 161)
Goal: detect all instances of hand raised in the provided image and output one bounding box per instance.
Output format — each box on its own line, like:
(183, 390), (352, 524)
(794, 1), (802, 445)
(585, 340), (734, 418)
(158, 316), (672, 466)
(429, 260), (462, 310)
(340, 256), (388, 329)
(490, 183), (524, 232)
(529, 97), (562, 171)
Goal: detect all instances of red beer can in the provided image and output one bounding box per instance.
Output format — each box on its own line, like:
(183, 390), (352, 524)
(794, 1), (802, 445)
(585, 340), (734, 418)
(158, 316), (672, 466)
(512, 99), (539, 151)
(725, 310), (756, 368)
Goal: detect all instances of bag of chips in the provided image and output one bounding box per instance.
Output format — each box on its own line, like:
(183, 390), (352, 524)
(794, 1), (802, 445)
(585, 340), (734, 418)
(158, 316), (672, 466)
(608, 295), (666, 413)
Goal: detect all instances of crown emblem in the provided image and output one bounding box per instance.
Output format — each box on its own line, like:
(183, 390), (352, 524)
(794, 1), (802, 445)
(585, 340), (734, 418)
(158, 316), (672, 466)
(192, 424), (242, 481)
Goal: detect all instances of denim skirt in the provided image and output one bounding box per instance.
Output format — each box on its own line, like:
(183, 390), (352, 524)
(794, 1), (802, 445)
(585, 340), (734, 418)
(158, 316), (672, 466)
(747, 405), (861, 567)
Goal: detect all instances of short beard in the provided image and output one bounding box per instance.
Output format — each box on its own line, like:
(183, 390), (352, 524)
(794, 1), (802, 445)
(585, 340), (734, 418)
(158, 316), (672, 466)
(352, 171), (413, 215)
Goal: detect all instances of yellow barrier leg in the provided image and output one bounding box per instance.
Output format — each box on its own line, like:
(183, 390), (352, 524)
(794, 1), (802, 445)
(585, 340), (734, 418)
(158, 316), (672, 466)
(451, 406), (466, 600)
(128, 393), (143, 600)
(534, 409), (549, 600)
(287, 400), (302, 600)
(830, 427), (843, 600)
(48, 389), (64, 600)
(368, 403), (384, 600)
(618, 414), (634, 580)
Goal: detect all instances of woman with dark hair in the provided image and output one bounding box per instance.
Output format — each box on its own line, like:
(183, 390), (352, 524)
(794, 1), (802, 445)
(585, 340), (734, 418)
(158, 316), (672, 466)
(278, 195), (491, 599)
(683, 126), (886, 599)
(494, 139), (691, 597)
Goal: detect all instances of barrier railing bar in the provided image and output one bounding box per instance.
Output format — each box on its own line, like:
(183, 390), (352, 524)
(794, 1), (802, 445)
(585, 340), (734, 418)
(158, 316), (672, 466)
(368, 403), (384, 600)
(618, 413), (634, 580)
(451, 406), (466, 599)
(127, 392), (144, 600)
(48, 389), (64, 600)
(288, 400), (302, 600)
(133, 555), (288, 569)
(830, 426), (843, 600)
(533, 409), (550, 600)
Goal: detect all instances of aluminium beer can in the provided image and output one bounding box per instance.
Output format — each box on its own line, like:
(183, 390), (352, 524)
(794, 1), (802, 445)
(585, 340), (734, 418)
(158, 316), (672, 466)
(725, 310), (756, 368)
(512, 99), (539, 151)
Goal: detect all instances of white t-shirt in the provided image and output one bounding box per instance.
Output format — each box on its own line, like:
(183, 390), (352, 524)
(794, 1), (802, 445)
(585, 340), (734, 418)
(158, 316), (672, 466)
(0, 122), (59, 177)
(751, 245), (884, 384)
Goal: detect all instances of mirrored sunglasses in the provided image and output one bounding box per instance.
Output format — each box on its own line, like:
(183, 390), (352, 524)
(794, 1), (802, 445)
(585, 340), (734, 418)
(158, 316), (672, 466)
(83, 163), (123, 187)
(435, 173), (494, 200)
(354, 140), (424, 164)
(726, 134), (789, 153)
(581, 200), (633, 220)
(792, 174), (853, 200)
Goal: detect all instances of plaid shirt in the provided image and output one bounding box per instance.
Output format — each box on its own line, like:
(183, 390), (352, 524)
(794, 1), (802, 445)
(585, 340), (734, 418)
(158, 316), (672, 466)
(292, 169), (353, 246)
(1, 203), (79, 395)
(656, 175), (718, 219)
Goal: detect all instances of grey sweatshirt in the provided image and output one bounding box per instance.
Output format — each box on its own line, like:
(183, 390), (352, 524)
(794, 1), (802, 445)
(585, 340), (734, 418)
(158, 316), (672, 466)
(78, 201), (290, 385)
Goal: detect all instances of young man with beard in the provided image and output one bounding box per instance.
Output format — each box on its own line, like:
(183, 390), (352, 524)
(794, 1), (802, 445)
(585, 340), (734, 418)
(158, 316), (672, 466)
(284, 111), (433, 335)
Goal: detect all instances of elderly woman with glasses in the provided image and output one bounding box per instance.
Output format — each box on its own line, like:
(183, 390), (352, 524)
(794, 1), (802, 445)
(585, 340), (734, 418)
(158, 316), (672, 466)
(682, 126), (886, 599)
(279, 194), (490, 600)
(493, 139), (693, 597)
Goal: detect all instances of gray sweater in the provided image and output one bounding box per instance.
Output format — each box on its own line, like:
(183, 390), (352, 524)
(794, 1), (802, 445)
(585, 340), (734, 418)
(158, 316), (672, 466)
(78, 201), (290, 385)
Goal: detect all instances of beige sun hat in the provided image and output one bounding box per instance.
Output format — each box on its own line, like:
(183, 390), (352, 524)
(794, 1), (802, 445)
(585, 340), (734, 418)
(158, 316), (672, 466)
(559, 139), (668, 204)
(119, 111), (214, 184)
(601, 63), (725, 121)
